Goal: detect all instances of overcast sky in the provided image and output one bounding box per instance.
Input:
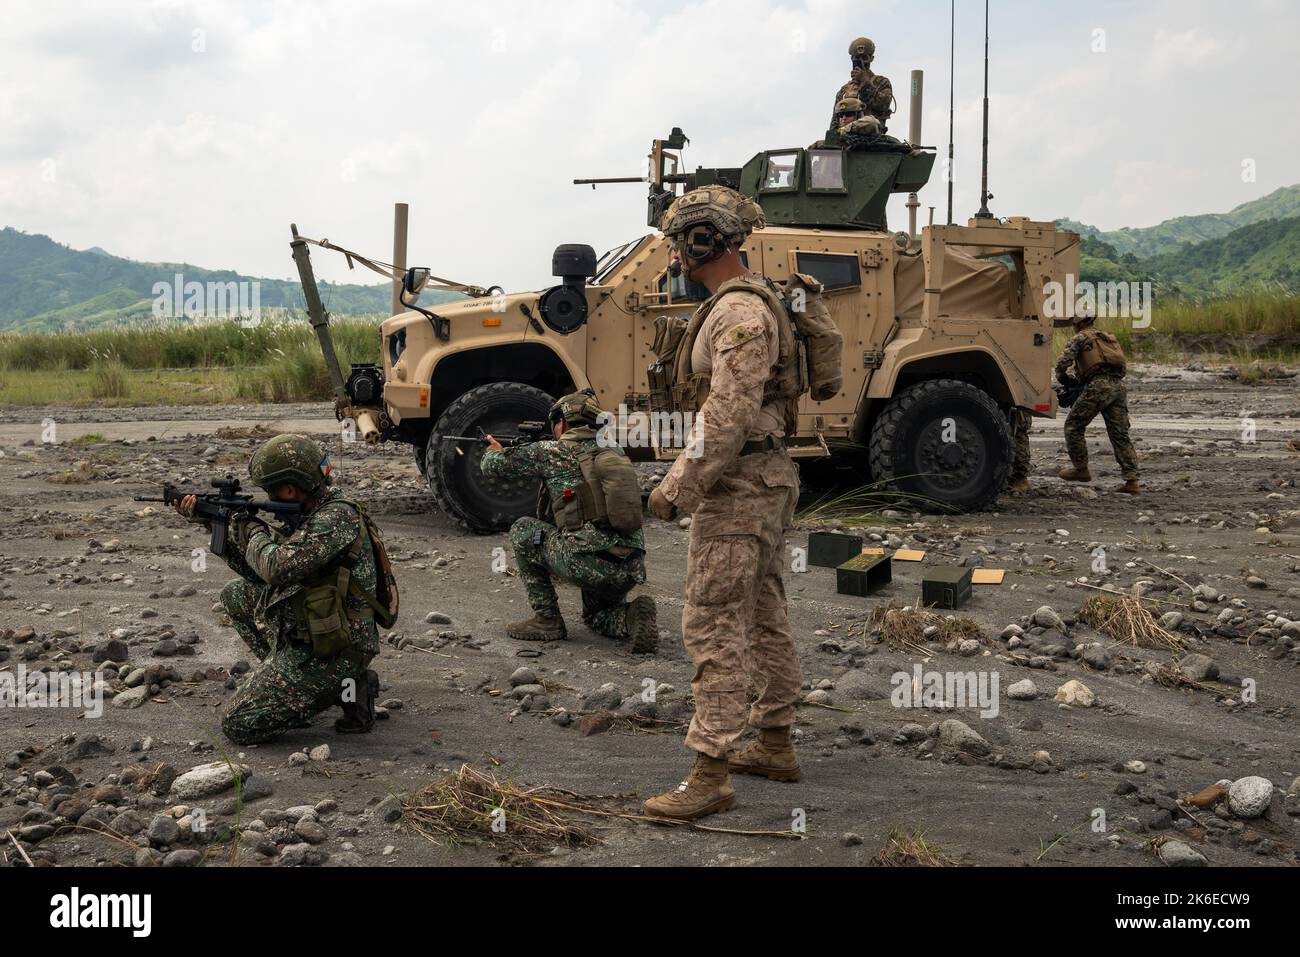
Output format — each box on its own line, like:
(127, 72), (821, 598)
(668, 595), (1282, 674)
(2, 0), (1296, 291)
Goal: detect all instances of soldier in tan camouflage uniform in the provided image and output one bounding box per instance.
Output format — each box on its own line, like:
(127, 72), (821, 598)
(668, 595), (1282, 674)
(1055, 314), (1141, 494)
(832, 37), (893, 131)
(643, 186), (804, 821)
(480, 391), (657, 654)
(174, 434), (389, 744)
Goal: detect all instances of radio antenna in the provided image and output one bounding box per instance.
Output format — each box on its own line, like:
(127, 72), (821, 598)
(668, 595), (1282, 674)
(974, 0), (994, 219)
(947, 0), (955, 225)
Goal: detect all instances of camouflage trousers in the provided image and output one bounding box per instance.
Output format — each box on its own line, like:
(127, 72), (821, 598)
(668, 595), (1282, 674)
(1010, 407), (1032, 481)
(218, 578), (374, 745)
(681, 450), (803, 759)
(1064, 374), (1139, 480)
(509, 517), (646, 638)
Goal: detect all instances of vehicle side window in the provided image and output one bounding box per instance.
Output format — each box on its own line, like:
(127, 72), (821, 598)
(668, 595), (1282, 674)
(656, 271), (710, 303)
(793, 252), (861, 291)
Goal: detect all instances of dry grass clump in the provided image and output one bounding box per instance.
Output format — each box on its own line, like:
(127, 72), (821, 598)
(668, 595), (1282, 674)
(401, 764), (606, 853)
(873, 827), (957, 867)
(864, 601), (983, 653)
(1077, 594), (1185, 652)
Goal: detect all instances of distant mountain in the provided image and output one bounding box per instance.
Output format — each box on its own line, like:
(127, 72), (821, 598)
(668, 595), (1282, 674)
(1058, 184), (1300, 259)
(0, 228), (463, 333)
(1141, 215), (1300, 297)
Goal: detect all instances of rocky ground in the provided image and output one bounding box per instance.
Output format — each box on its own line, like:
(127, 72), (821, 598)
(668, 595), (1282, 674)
(1, 362), (1298, 868)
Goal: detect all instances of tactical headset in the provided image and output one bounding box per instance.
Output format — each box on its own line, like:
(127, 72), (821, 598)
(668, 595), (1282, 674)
(668, 224), (729, 276)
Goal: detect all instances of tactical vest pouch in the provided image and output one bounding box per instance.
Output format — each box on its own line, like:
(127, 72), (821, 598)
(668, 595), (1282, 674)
(782, 272), (843, 400)
(590, 448), (643, 535)
(299, 583), (351, 658)
(353, 510), (399, 629)
(1079, 329), (1127, 380)
(648, 314), (689, 415)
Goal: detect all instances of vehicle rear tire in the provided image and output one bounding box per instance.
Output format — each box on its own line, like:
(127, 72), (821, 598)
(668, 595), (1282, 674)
(427, 381), (555, 533)
(868, 378), (1010, 513)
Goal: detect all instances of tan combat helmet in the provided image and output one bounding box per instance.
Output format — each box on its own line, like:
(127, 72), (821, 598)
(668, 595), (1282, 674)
(848, 36), (875, 62)
(835, 96), (865, 123)
(659, 185), (765, 248)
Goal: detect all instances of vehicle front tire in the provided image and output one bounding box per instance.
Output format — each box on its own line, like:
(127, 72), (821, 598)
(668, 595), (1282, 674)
(868, 378), (1010, 513)
(427, 381), (555, 533)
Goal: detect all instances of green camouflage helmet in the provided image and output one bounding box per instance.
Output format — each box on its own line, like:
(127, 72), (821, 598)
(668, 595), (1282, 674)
(248, 433), (332, 493)
(659, 185), (765, 246)
(548, 388), (604, 429)
(835, 96), (865, 115)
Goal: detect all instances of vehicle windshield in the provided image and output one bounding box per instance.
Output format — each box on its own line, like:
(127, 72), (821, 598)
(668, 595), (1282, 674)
(592, 236), (647, 284)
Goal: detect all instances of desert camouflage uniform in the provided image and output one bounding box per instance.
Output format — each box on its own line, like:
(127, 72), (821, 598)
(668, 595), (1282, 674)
(1010, 407), (1032, 482)
(657, 289), (803, 759)
(482, 428), (647, 638)
(218, 487), (378, 744)
(1055, 332), (1140, 481)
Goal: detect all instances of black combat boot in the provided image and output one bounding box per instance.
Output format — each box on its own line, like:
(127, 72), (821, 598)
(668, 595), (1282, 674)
(335, 669), (379, 734)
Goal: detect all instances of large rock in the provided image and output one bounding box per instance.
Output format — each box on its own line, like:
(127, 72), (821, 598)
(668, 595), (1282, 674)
(92, 638), (130, 663)
(1032, 606), (1066, 632)
(111, 686), (149, 710)
(938, 719), (990, 756)
(1158, 840), (1207, 867)
(169, 761), (250, 800)
(1006, 679), (1039, 701)
(147, 814), (181, 847)
(1177, 653), (1219, 682)
(1227, 776), (1273, 819)
(580, 683), (623, 712)
(1054, 679), (1095, 708)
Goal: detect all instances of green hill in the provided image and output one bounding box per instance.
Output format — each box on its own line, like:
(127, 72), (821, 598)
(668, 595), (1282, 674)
(0, 228), (462, 332)
(1059, 184), (1300, 259)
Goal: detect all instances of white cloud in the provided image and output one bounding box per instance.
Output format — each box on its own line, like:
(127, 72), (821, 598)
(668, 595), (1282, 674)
(1, 0), (1296, 291)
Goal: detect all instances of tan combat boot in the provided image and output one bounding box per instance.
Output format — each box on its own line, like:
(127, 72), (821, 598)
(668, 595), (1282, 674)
(626, 595), (658, 655)
(642, 754), (736, 820)
(506, 610), (567, 642)
(1008, 478), (1030, 493)
(728, 727), (801, 782)
(1058, 466), (1092, 482)
(1116, 479), (1141, 495)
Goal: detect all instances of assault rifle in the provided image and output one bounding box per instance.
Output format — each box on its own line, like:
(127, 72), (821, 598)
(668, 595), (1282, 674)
(440, 421), (549, 448)
(135, 476), (304, 557)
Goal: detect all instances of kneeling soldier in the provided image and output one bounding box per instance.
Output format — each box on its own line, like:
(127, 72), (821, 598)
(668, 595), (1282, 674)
(175, 434), (394, 744)
(481, 390), (658, 653)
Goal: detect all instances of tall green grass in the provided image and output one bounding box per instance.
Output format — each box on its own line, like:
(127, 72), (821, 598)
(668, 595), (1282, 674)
(0, 315), (383, 373)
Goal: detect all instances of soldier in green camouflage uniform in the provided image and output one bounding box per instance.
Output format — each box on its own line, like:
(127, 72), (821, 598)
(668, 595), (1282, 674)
(480, 391), (658, 654)
(1008, 407), (1032, 492)
(1055, 315), (1141, 493)
(176, 434), (383, 744)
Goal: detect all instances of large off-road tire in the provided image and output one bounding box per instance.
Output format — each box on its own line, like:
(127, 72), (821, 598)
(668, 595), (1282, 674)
(427, 382), (554, 533)
(868, 378), (1010, 513)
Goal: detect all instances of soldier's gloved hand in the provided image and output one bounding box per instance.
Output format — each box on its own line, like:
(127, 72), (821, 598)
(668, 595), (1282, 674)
(647, 487), (677, 522)
(229, 513), (270, 551)
(174, 494), (198, 520)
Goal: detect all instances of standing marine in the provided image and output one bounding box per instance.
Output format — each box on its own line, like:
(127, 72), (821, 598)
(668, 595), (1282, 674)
(644, 186), (807, 820)
(174, 434), (397, 744)
(833, 36), (894, 131)
(1055, 314), (1141, 493)
(480, 390), (658, 654)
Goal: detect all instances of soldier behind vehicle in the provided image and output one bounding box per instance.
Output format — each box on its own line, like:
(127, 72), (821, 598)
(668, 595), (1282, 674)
(480, 390), (658, 654)
(644, 185), (812, 821)
(833, 36), (894, 131)
(1054, 313), (1141, 494)
(811, 96), (886, 150)
(172, 434), (397, 744)
(1008, 408), (1032, 493)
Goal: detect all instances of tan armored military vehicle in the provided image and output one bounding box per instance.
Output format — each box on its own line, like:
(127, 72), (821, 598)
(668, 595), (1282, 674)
(297, 129), (1079, 532)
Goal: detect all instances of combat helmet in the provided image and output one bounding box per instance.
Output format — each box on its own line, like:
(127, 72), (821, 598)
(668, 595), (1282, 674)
(835, 95), (865, 117)
(848, 37), (875, 60)
(248, 433), (331, 494)
(548, 388), (604, 429)
(659, 185), (765, 250)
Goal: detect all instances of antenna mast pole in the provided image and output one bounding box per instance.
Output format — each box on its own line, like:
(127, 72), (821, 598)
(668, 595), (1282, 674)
(975, 0), (993, 219)
(947, 0), (955, 225)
